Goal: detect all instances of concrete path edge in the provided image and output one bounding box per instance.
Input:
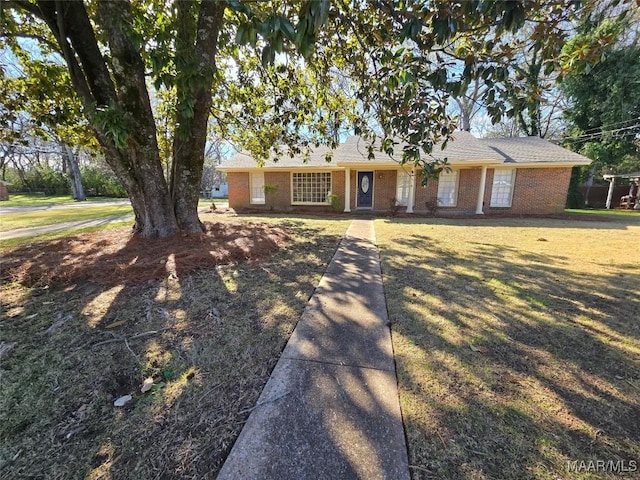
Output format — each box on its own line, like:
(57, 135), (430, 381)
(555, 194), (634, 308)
(217, 219), (410, 479)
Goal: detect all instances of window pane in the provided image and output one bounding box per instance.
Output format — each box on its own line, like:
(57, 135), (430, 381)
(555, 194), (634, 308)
(437, 170), (458, 207)
(251, 172), (265, 204)
(396, 171), (411, 206)
(490, 169), (515, 207)
(292, 172), (332, 204)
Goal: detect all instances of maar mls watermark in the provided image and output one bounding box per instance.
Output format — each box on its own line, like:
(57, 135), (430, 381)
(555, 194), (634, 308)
(567, 459), (637, 474)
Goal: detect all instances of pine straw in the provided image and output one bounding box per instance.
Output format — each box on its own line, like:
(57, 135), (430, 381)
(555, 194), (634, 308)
(1, 220), (291, 287)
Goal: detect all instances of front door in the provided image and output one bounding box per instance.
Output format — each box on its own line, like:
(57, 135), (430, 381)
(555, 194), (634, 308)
(357, 171), (373, 208)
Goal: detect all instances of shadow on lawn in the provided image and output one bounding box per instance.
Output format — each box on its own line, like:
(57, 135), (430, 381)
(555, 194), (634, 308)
(381, 232), (640, 479)
(0, 221), (343, 479)
(220, 232), (408, 477)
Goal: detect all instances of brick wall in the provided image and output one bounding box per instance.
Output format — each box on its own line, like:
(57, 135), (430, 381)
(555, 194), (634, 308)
(412, 168), (477, 213)
(229, 170), (342, 212)
(411, 167), (572, 215)
(332, 171), (346, 211)
(227, 172), (250, 208)
(230, 166), (574, 214)
(348, 171), (356, 209)
(488, 167), (572, 214)
(456, 168), (480, 212)
(373, 169), (399, 210)
(483, 168), (494, 210)
(264, 172), (291, 209)
(413, 174), (439, 211)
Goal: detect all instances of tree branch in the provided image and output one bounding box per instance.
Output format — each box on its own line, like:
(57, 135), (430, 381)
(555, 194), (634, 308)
(12, 32), (61, 54)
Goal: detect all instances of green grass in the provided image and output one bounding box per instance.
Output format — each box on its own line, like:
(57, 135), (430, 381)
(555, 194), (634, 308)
(0, 215), (349, 479)
(0, 220), (134, 250)
(0, 204), (133, 232)
(3, 194), (226, 208)
(565, 207), (640, 219)
(2, 194), (126, 206)
(377, 216), (640, 479)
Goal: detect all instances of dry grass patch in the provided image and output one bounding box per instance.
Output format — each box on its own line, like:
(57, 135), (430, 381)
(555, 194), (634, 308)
(0, 213), (349, 479)
(377, 215), (640, 479)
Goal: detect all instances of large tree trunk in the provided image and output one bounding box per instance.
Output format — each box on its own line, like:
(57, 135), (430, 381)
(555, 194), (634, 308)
(96, 139), (178, 237)
(36, 0), (180, 237)
(95, 1), (180, 237)
(26, 0), (226, 237)
(171, 1), (226, 232)
(62, 145), (86, 201)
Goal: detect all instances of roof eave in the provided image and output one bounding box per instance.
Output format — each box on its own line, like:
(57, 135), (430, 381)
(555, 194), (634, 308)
(512, 160), (592, 167)
(447, 159), (505, 166)
(217, 165), (342, 172)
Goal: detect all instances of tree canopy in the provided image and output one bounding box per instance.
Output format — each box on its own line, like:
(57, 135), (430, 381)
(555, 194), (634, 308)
(0, 0), (627, 237)
(561, 18), (640, 177)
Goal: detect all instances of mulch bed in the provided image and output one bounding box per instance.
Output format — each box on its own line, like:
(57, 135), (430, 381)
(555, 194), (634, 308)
(1, 220), (291, 287)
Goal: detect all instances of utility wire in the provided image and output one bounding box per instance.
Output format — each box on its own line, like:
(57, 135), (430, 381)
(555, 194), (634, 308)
(581, 117), (640, 134)
(563, 123), (640, 144)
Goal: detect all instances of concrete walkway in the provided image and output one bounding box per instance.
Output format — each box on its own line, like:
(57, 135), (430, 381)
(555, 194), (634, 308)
(218, 219), (409, 479)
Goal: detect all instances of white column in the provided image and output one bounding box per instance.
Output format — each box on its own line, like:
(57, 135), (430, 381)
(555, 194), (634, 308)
(475, 166), (488, 214)
(406, 169), (415, 214)
(344, 168), (351, 212)
(605, 178), (615, 209)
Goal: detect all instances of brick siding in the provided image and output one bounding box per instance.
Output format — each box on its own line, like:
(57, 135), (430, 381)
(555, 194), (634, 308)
(230, 167), (574, 215)
(489, 167), (572, 214)
(264, 172), (291, 209)
(227, 172), (250, 208)
(228, 170), (342, 212)
(413, 174), (439, 212)
(372, 169), (399, 210)
(332, 171), (346, 211)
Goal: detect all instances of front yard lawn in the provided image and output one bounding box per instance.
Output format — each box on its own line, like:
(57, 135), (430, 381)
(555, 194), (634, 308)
(0, 214), (349, 479)
(2, 194), (125, 207)
(0, 204), (133, 232)
(377, 216), (640, 479)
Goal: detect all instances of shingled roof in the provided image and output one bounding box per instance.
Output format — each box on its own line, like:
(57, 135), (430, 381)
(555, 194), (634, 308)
(221, 144), (336, 170)
(337, 131), (503, 164)
(480, 136), (592, 165)
(219, 132), (592, 170)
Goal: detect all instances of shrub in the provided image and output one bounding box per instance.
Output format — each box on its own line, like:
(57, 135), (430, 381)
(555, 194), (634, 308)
(81, 165), (127, 197)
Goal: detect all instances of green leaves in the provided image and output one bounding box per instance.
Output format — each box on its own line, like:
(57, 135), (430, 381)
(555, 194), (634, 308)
(562, 41), (640, 176)
(94, 102), (130, 149)
(417, 159), (450, 187)
(501, 2), (526, 32)
(400, 18), (423, 42)
(229, 1), (330, 67)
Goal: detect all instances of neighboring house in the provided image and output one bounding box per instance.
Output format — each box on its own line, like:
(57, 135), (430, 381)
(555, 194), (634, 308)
(211, 182), (229, 198)
(217, 131), (592, 215)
